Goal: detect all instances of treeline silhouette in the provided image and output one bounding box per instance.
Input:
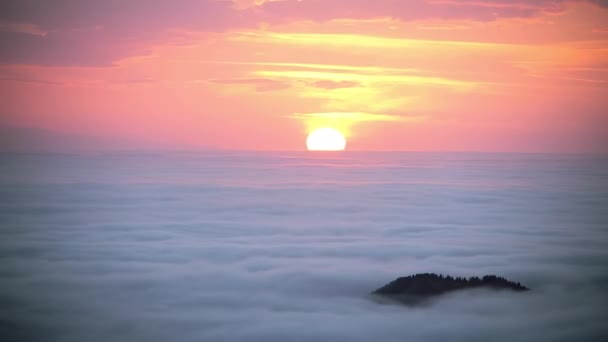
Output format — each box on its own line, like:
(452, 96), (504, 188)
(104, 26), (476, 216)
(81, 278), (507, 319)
(373, 273), (529, 297)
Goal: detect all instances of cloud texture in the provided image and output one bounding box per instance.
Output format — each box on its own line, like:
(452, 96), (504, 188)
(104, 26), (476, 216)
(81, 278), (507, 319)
(0, 0), (605, 65)
(0, 152), (607, 341)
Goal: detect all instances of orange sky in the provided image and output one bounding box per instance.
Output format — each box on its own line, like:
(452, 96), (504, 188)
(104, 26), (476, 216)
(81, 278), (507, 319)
(1, 0), (607, 152)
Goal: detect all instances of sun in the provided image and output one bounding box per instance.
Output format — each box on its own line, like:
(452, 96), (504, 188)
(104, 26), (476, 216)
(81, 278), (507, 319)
(306, 128), (347, 151)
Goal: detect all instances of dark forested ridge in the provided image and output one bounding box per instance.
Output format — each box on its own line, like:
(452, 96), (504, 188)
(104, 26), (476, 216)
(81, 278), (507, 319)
(372, 273), (528, 303)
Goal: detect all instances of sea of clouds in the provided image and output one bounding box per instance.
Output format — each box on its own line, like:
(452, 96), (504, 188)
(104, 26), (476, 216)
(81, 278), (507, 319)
(1, 152), (607, 341)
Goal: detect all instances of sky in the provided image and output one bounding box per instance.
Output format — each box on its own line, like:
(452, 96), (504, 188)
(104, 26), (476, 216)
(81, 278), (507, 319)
(1, 0), (608, 152)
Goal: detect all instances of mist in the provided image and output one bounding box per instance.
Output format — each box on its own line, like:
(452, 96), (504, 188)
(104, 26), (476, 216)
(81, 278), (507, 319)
(1, 152), (607, 341)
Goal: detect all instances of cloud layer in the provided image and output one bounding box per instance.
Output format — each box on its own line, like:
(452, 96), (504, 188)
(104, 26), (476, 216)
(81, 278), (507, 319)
(0, 152), (607, 341)
(0, 0), (605, 65)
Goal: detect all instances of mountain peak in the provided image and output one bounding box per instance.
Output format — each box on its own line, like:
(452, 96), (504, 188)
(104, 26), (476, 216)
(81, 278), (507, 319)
(372, 273), (529, 305)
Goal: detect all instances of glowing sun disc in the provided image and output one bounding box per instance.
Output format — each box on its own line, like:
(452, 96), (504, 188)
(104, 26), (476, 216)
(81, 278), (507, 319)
(306, 128), (347, 151)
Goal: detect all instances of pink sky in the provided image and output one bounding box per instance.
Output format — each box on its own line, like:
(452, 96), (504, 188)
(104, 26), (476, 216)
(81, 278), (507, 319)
(1, 0), (607, 152)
